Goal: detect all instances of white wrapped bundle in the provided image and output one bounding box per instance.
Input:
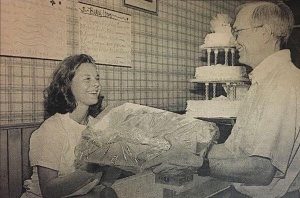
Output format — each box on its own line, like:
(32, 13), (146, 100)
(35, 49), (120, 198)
(75, 103), (218, 173)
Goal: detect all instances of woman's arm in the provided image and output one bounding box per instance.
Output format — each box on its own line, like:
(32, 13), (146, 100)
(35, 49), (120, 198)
(38, 166), (102, 198)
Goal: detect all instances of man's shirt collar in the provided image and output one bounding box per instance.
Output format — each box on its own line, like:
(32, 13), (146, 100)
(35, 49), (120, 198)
(248, 49), (291, 84)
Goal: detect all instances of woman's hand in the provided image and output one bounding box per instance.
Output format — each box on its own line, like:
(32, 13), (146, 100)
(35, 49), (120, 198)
(100, 166), (123, 187)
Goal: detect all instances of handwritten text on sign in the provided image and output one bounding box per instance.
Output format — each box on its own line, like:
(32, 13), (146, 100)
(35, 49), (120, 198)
(78, 4), (132, 67)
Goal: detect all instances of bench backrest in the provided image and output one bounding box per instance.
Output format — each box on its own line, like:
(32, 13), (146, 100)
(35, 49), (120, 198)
(0, 123), (39, 198)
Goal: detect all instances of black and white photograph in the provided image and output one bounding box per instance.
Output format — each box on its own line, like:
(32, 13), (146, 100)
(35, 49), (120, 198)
(0, 0), (300, 198)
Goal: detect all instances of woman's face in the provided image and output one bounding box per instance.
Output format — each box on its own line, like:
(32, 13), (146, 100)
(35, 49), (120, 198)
(71, 63), (101, 109)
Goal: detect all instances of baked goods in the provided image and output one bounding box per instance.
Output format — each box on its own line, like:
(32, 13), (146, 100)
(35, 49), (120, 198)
(186, 96), (241, 118)
(187, 14), (249, 118)
(200, 14), (234, 48)
(194, 64), (248, 82)
(201, 33), (233, 48)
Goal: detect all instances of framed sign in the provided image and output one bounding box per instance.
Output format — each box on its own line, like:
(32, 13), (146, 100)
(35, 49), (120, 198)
(124, 0), (158, 15)
(0, 0), (67, 60)
(78, 2), (132, 67)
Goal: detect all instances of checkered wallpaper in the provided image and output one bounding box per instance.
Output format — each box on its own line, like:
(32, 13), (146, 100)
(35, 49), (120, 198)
(0, 0), (244, 126)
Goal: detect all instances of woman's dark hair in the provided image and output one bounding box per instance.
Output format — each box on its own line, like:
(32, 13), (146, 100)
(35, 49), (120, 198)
(44, 54), (103, 119)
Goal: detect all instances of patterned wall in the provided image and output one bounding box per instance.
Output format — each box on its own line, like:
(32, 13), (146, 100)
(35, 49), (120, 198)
(0, 0), (243, 125)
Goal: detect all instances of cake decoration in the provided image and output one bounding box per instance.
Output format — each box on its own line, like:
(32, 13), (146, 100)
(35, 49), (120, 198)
(186, 97), (241, 118)
(200, 14), (235, 48)
(187, 14), (250, 118)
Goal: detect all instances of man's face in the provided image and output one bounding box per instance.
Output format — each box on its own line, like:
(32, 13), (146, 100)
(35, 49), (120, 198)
(233, 6), (264, 67)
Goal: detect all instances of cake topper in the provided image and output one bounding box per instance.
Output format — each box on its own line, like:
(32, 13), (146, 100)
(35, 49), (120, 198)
(210, 14), (232, 33)
(201, 13), (235, 49)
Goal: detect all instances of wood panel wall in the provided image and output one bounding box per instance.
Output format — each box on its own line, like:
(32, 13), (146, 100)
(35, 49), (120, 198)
(0, 124), (39, 198)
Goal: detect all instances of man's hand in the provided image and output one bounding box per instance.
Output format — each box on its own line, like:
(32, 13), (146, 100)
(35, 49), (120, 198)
(141, 147), (203, 174)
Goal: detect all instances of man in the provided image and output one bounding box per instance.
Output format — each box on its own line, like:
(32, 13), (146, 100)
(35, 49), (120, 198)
(143, 1), (300, 197)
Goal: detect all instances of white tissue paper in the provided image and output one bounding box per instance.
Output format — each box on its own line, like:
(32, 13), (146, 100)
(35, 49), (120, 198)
(75, 103), (218, 173)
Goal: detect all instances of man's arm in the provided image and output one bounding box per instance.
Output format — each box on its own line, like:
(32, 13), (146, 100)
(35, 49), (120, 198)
(142, 143), (276, 186)
(208, 144), (276, 186)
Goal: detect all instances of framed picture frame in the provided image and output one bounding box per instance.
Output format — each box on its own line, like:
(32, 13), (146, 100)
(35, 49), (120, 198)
(124, 0), (158, 15)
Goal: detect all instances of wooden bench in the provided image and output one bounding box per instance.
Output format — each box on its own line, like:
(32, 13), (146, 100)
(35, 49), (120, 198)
(0, 123), (39, 198)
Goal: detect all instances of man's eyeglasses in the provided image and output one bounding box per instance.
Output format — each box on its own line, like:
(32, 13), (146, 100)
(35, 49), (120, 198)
(232, 25), (263, 39)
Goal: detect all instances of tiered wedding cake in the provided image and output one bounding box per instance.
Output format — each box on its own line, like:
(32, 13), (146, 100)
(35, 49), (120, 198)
(186, 14), (249, 118)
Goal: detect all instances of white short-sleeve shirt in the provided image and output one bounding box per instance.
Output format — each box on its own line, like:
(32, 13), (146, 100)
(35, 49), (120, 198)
(24, 113), (90, 197)
(224, 50), (300, 197)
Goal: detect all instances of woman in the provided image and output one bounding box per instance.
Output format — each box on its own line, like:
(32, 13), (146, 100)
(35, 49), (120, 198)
(22, 54), (118, 198)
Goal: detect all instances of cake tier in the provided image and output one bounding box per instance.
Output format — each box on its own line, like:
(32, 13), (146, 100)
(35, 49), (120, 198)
(186, 99), (241, 118)
(200, 33), (234, 48)
(194, 65), (248, 82)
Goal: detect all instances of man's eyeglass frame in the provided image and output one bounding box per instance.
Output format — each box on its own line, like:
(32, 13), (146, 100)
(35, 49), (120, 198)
(232, 25), (263, 39)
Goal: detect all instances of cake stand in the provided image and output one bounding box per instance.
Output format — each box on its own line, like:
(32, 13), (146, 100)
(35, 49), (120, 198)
(191, 46), (249, 101)
(189, 46), (250, 142)
(200, 46), (236, 66)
